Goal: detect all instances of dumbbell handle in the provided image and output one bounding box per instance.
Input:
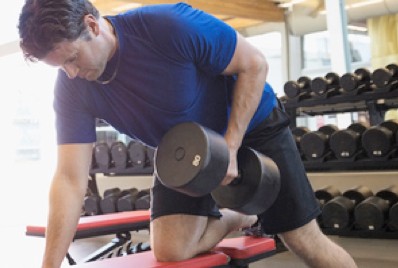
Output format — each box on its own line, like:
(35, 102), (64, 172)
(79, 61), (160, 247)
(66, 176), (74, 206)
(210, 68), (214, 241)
(230, 172), (243, 186)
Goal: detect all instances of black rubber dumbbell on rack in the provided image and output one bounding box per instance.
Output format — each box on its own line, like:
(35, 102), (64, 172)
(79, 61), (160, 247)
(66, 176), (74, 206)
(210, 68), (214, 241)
(283, 76), (313, 101)
(315, 185), (342, 209)
(389, 201), (398, 231)
(85, 187), (122, 216)
(127, 140), (147, 169)
(371, 63), (398, 90)
(354, 185), (398, 231)
(84, 191), (102, 216)
(311, 72), (342, 98)
(361, 119), (398, 159)
(117, 188), (150, 212)
(300, 124), (339, 161)
(315, 185), (341, 227)
(329, 122), (369, 160)
(110, 141), (129, 170)
(291, 126), (310, 159)
(155, 122), (281, 215)
(322, 185), (373, 230)
(100, 188), (138, 214)
(340, 68), (373, 95)
(93, 142), (111, 170)
(135, 192), (151, 210)
(146, 146), (156, 168)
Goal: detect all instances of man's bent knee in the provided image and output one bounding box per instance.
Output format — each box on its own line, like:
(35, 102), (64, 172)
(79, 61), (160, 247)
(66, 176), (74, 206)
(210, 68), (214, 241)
(150, 214), (209, 262)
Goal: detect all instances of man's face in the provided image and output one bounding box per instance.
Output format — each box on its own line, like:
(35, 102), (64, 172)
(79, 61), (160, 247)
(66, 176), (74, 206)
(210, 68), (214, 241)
(42, 36), (108, 81)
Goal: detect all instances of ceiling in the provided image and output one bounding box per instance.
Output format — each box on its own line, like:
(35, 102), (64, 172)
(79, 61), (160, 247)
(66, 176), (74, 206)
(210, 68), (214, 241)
(90, 0), (398, 35)
(91, 0), (286, 31)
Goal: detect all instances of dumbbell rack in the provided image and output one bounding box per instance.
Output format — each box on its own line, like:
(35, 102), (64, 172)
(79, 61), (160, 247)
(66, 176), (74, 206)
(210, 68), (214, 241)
(282, 73), (398, 239)
(282, 81), (398, 172)
(283, 86), (398, 127)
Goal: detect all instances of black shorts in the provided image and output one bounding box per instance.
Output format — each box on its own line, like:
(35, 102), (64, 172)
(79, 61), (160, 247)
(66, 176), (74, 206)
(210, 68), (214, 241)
(150, 101), (321, 234)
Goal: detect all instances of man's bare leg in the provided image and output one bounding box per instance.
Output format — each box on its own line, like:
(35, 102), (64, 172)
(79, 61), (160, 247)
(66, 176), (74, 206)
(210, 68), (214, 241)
(278, 219), (357, 268)
(150, 208), (257, 261)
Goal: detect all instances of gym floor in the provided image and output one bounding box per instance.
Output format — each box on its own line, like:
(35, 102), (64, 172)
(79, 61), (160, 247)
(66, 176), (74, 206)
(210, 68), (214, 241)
(4, 171), (398, 267)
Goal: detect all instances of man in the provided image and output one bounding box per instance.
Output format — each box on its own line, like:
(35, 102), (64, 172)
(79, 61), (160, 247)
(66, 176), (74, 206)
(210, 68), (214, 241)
(18, 1), (357, 268)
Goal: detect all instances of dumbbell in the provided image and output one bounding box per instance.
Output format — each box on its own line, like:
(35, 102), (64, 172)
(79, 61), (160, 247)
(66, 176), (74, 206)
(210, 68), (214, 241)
(300, 124), (339, 160)
(371, 63), (398, 88)
(389, 202), (398, 231)
(291, 126), (310, 158)
(135, 193), (151, 210)
(155, 122), (281, 215)
(85, 187), (122, 215)
(93, 142), (111, 169)
(361, 119), (398, 158)
(84, 192), (102, 216)
(354, 185), (398, 231)
(128, 140), (147, 168)
(117, 188), (150, 212)
(315, 185), (341, 208)
(110, 141), (128, 169)
(329, 122), (369, 159)
(100, 188), (138, 214)
(283, 76), (312, 100)
(146, 146), (156, 168)
(311, 72), (341, 97)
(322, 185), (373, 230)
(315, 185), (341, 227)
(340, 68), (372, 94)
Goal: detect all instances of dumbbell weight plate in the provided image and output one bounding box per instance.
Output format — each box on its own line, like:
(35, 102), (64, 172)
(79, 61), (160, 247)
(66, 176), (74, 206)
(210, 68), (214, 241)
(94, 143), (111, 169)
(362, 125), (395, 158)
(347, 122), (369, 135)
(155, 122), (229, 197)
(128, 141), (146, 168)
(211, 147), (281, 215)
(315, 185), (341, 206)
(283, 76), (311, 99)
(340, 68), (371, 92)
(322, 196), (355, 229)
(110, 141), (128, 168)
(372, 64), (398, 88)
(354, 196), (389, 230)
(312, 73), (340, 95)
(389, 203), (398, 231)
(330, 130), (360, 159)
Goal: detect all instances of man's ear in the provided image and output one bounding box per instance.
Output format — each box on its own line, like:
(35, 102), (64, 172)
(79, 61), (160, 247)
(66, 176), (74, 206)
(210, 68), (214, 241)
(84, 14), (100, 36)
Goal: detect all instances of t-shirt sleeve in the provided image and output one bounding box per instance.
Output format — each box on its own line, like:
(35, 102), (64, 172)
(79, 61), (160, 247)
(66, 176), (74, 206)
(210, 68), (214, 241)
(137, 3), (237, 75)
(53, 72), (96, 145)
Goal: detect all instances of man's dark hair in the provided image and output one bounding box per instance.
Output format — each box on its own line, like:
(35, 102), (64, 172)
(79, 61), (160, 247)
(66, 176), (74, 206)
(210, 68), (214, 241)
(18, 0), (100, 62)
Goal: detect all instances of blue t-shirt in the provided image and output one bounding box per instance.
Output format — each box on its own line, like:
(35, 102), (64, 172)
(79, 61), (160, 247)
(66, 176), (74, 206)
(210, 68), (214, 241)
(54, 3), (277, 147)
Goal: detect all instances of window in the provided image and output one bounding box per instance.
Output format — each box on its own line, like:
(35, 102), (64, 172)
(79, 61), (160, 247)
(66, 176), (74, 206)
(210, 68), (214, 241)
(247, 32), (284, 97)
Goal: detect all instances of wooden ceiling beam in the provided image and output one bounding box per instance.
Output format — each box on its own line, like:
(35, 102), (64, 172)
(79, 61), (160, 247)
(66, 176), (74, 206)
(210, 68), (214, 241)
(118, 0), (285, 22)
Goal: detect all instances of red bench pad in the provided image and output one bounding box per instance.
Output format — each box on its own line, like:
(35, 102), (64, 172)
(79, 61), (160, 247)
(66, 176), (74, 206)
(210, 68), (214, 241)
(26, 210), (150, 237)
(75, 251), (229, 268)
(214, 236), (276, 259)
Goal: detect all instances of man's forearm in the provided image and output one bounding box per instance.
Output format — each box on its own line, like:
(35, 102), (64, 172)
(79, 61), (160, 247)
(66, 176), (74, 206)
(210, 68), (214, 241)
(42, 175), (87, 268)
(224, 59), (268, 150)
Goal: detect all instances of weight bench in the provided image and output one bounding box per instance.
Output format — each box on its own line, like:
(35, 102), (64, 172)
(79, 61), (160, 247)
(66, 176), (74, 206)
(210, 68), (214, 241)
(26, 210), (151, 264)
(26, 210), (277, 267)
(73, 235), (276, 268)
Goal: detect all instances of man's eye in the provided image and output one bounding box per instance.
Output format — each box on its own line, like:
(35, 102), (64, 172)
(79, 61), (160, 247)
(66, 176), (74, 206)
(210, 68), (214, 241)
(67, 55), (78, 64)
